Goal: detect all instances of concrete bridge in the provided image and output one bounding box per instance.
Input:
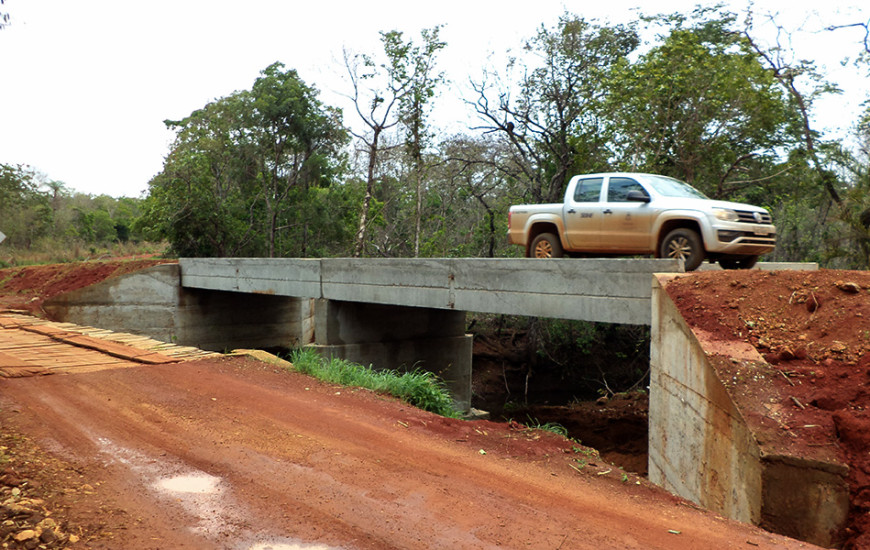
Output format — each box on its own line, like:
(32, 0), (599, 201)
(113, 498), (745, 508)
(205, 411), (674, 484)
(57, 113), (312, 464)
(41, 257), (841, 545)
(179, 257), (678, 324)
(182, 257), (687, 411)
(45, 257), (682, 412)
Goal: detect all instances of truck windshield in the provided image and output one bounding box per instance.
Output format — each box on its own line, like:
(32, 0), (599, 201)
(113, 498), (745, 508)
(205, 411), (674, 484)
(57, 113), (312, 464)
(644, 175), (709, 199)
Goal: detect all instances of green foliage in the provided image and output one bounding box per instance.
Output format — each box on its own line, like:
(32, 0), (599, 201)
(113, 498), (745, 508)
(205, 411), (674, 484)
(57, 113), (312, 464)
(141, 63), (349, 258)
(523, 417), (569, 437)
(609, 10), (794, 199)
(0, 165), (145, 264)
(472, 13), (639, 203)
(288, 349), (459, 417)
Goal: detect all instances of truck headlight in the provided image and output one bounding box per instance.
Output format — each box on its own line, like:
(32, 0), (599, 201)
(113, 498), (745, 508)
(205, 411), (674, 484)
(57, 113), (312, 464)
(713, 208), (739, 222)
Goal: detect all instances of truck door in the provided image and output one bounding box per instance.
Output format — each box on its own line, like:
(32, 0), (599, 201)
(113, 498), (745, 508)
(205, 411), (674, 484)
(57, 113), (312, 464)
(563, 177), (603, 250)
(599, 176), (654, 252)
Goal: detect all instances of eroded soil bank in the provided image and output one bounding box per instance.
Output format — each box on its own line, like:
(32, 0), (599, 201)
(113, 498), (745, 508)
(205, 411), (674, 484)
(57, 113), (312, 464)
(0, 259), (173, 315)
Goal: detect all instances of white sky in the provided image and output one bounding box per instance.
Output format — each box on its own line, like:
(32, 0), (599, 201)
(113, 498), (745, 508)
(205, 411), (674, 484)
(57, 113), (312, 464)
(0, 0), (867, 198)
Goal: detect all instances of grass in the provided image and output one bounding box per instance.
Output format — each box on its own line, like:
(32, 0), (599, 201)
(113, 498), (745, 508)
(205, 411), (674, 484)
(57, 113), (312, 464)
(0, 240), (168, 268)
(523, 417), (570, 437)
(288, 348), (460, 418)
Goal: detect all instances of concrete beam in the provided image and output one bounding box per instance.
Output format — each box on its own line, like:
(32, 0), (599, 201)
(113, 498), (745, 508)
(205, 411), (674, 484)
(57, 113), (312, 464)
(180, 258), (683, 325)
(182, 257), (322, 297)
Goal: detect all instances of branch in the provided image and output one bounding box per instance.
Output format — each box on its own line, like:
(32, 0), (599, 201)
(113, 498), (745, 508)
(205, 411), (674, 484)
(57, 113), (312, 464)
(826, 21), (870, 54)
(722, 166), (794, 190)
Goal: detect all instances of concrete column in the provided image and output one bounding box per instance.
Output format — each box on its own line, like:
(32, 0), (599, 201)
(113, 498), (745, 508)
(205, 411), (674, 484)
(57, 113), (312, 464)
(308, 299), (473, 411)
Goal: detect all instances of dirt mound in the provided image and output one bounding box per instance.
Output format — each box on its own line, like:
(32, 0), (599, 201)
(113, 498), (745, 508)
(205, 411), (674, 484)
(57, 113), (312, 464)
(0, 259), (174, 314)
(666, 269), (870, 548)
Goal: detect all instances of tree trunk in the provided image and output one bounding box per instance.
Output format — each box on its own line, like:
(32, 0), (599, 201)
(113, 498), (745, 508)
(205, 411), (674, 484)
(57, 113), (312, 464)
(414, 167), (422, 257)
(353, 129), (381, 258)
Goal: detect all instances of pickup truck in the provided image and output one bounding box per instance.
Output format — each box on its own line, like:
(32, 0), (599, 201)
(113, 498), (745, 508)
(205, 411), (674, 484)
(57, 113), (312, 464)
(507, 172), (776, 270)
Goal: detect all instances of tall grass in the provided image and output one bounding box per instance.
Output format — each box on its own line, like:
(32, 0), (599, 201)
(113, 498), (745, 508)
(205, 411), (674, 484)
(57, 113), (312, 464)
(289, 349), (460, 418)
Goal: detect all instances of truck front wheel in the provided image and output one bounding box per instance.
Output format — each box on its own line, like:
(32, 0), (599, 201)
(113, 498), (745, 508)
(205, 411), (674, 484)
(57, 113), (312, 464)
(660, 228), (704, 271)
(530, 233), (564, 258)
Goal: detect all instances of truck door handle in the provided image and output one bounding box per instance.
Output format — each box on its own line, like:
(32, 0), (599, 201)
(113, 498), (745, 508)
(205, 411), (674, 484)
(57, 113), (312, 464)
(603, 209), (613, 215)
(567, 209), (576, 214)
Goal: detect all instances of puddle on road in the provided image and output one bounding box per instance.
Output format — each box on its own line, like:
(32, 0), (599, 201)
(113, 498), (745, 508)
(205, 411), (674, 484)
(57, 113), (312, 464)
(245, 541), (341, 550)
(95, 438), (347, 550)
(95, 437), (241, 538)
(156, 473), (221, 494)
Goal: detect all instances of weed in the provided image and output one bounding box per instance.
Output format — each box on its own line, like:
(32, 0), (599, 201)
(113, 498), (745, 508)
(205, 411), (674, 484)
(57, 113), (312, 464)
(288, 349), (460, 418)
(524, 417), (569, 437)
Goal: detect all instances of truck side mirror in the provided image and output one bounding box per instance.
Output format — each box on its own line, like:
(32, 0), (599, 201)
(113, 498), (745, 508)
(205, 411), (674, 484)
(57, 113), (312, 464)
(626, 190), (651, 203)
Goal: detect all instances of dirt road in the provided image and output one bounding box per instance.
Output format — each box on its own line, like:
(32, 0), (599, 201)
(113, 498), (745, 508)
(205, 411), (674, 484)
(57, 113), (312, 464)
(0, 356), (819, 550)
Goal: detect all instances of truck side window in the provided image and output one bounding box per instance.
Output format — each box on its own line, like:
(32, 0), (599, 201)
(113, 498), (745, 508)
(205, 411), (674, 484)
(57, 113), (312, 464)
(607, 178), (648, 202)
(573, 178), (604, 202)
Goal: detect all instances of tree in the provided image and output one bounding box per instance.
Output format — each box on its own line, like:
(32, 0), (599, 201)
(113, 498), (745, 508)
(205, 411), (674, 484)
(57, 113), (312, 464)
(140, 63), (348, 258)
(434, 135), (523, 258)
(610, 9), (795, 200)
(345, 27), (445, 257)
(742, 21), (843, 206)
(0, 164), (53, 249)
(140, 93), (259, 257)
(249, 62), (348, 257)
(387, 27), (446, 257)
(740, 10), (870, 267)
(470, 14), (639, 203)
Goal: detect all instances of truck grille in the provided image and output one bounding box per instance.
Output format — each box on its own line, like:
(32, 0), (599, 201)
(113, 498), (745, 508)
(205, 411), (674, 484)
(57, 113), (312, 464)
(735, 210), (772, 224)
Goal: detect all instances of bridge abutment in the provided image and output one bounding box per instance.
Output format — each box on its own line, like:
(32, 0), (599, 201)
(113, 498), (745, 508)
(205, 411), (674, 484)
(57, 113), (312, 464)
(307, 299), (473, 411)
(650, 274), (847, 547)
(43, 264), (315, 352)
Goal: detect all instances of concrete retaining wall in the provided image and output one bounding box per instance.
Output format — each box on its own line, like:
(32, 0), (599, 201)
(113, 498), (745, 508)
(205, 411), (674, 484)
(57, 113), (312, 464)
(649, 275), (763, 523)
(650, 274), (849, 547)
(43, 264), (314, 351)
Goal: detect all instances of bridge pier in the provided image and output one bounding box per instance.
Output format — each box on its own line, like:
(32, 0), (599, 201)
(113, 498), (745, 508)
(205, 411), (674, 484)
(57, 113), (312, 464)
(307, 299), (473, 411)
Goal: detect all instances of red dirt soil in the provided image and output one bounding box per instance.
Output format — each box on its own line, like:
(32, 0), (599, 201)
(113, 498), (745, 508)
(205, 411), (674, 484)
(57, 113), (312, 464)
(666, 269), (870, 549)
(0, 357), (817, 549)
(0, 261), (821, 549)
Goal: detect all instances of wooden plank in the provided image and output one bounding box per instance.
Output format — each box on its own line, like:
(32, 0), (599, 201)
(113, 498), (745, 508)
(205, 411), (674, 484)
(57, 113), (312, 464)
(1, 314), (220, 378)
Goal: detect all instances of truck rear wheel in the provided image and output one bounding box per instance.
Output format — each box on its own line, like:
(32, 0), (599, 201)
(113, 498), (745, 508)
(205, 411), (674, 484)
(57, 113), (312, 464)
(660, 228), (704, 271)
(530, 233), (563, 258)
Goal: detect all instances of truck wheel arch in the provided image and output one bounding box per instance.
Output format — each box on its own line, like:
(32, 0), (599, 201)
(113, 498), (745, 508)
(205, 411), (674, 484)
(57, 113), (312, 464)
(526, 222), (564, 258)
(655, 219), (705, 257)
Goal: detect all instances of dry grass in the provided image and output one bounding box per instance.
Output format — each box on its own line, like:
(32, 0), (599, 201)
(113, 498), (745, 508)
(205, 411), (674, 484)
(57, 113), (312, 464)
(0, 240), (169, 268)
